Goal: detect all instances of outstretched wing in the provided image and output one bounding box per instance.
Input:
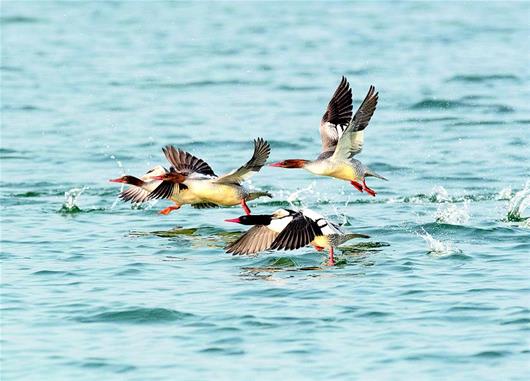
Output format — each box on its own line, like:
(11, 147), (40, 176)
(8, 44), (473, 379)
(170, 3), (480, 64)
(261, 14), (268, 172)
(146, 180), (183, 200)
(319, 76), (353, 154)
(162, 146), (216, 176)
(225, 225), (279, 255)
(269, 212), (322, 251)
(214, 138), (271, 184)
(119, 186), (154, 204)
(147, 146), (215, 201)
(332, 85), (378, 160)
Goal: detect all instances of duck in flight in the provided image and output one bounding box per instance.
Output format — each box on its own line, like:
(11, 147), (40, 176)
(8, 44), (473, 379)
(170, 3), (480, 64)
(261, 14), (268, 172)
(109, 165), (228, 214)
(269, 76), (387, 196)
(224, 208), (369, 266)
(146, 138), (272, 215)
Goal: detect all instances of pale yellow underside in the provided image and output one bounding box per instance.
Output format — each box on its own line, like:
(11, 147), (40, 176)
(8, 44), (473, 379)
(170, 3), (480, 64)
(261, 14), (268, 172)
(185, 180), (242, 206)
(306, 160), (360, 181)
(312, 235), (331, 248)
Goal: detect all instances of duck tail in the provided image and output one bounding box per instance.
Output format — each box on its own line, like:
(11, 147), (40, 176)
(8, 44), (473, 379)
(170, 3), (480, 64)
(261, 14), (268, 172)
(329, 233), (370, 247)
(246, 191), (273, 201)
(344, 233), (370, 241)
(365, 168), (388, 181)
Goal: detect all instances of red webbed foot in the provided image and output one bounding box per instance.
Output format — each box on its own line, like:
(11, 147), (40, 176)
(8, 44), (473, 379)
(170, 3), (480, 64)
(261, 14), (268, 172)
(362, 179), (377, 197)
(350, 181), (364, 193)
(159, 205), (181, 215)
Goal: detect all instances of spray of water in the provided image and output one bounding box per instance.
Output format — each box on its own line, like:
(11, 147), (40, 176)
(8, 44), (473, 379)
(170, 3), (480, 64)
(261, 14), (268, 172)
(287, 181), (316, 209)
(497, 186), (512, 200)
(435, 200), (470, 225)
(417, 228), (461, 257)
(59, 187), (87, 213)
(430, 185), (450, 202)
(109, 154), (126, 210)
(506, 181), (530, 223)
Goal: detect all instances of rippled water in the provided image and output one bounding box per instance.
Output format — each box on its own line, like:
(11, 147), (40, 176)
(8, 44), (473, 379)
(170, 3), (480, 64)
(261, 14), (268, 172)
(1, 2), (529, 380)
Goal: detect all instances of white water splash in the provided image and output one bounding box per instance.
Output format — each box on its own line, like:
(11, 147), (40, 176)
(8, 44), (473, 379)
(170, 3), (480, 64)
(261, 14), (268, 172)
(109, 154), (126, 210)
(287, 181), (316, 208)
(506, 181), (530, 223)
(435, 200), (470, 225)
(430, 185), (450, 202)
(496, 186), (512, 200)
(62, 187), (86, 212)
(418, 229), (460, 257)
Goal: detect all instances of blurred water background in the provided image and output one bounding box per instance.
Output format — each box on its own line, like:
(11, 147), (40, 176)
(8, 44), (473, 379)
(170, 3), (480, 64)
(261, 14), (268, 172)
(1, 1), (529, 380)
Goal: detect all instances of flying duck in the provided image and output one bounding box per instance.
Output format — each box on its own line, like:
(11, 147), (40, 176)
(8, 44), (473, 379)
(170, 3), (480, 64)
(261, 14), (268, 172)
(224, 208), (369, 266)
(269, 77), (387, 196)
(147, 138), (272, 215)
(109, 165), (220, 214)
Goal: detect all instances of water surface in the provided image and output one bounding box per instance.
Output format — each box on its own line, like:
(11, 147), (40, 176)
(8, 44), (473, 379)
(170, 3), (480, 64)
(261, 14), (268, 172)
(1, 2), (529, 380)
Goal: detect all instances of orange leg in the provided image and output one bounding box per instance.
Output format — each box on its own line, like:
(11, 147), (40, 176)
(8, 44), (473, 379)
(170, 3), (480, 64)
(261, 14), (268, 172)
(327, 247), (335, 266)
(350, 181), (364, 193)
(362, 179), (376, 197)
(240, 199), (251, 215)
(159, 204), (181, 215)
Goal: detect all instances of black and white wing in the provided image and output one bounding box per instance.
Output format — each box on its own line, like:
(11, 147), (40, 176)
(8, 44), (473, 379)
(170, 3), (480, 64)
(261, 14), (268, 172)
(148, 146), (217, 200)
(162, 145), (217, 177)
(269, 212), (322, 251)
(332, 85), (378, 160)
(215, 138), (271, 184)
(319, 76), (353, 155)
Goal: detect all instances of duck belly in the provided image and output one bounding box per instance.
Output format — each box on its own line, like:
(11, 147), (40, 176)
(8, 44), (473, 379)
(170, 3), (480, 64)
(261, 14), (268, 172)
(186, 180), (244, 206)
(170, 189), (202, 205)
(306, 160), (360, 181)
(312, 235), (331, 249)
(328, 163), (359, 181)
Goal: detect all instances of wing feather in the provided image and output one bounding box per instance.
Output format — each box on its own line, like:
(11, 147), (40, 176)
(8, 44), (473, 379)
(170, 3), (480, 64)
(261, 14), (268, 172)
(215, 138), (271, 184)
(269, 212), (322, 251)
(162, 146), (216, 176)
(225, 225), (279, 255)
(146, 181), (179, 200)
(332, 86), (378, 159)
(119, 187), (151, 204)
(319, 76), (353, 153)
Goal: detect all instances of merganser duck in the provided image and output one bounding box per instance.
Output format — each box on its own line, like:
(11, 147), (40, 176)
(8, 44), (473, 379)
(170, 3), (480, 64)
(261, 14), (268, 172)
(109, 165), (217, 214)
(269, 77), (387, 196)
(147, 138), (272, 215)
(224, 208), (369, 266)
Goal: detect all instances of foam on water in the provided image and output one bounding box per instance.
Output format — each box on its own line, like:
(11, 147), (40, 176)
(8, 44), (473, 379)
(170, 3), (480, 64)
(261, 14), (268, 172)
(496, 186), (512, 200)
(418, 229), (460, 257)
(506, 181), (530, 223)
(59, 187), (86, 213)
(435, 200), (470, 225)
(429, 185), (451, 203)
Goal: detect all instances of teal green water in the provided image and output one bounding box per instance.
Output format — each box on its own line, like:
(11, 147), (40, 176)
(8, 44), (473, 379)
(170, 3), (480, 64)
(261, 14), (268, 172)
(1, 2), (529, 380)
